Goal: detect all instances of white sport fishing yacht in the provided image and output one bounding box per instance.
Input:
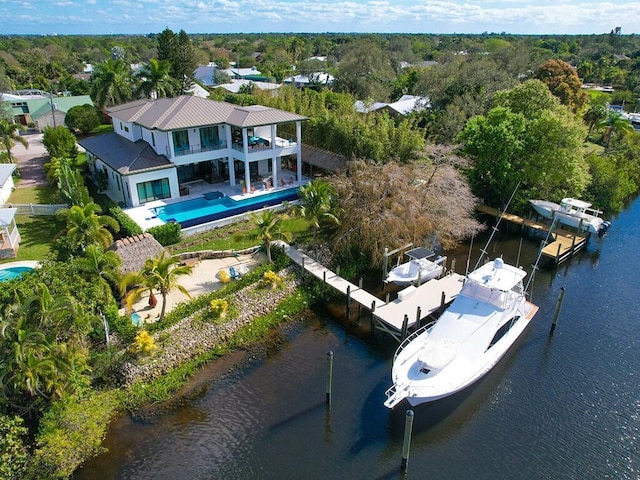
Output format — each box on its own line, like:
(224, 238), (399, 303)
(384, 258), (538, 408)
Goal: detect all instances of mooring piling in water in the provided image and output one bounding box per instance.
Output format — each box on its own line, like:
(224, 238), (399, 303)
(326, 351), (333, 406)
(401, 409), (415, 471)
(550, 287), (566, 335)
(401, 314), (409, 340)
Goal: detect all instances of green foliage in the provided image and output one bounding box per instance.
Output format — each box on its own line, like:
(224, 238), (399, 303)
(108, 206), (143, 237)
(462, 80), (590, 212)
(208, 298), (229, 319)
(0, 120), (28, 164)
(64, 104), (101, 134)
(90, 59), (133, 108)
(28, 391), (119, 480)
(0, 415), (28, 480)
(584, 153), (635, 212)
(147, 222), (182, 246)
(55, 201), (120, 252)
(42, 125), (78, 159)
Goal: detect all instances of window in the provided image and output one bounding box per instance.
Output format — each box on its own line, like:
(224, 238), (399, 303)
(136, 178), (170, 204)
(172, 130), (190, 155)
(151, 132), (155, 146)
(200, 126), (218, 149)
(124, 125), (129, 133)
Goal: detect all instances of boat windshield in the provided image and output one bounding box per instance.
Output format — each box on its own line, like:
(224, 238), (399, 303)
(460, 280), (521, 309)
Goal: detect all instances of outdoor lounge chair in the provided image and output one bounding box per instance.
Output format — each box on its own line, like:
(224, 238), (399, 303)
(229, 266), (240, 279)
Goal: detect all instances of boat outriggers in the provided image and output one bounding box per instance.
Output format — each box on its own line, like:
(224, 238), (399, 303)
(384, 257), (538, 409)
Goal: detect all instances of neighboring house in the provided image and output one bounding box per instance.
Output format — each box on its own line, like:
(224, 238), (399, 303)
(283, 73), (334, 87)
(215, 79), (281, 94)
(79, 95), (307, 208)
(354, 95), (429, 117)
(108, 232), (166, 274)
(0, 164), (17, 204)
(187, 83), (210, 98)
(194, 65), (216, 87)
(5, 92), (94, 130)
(0, 207), (20, 259)
(222, 66), (262, 79)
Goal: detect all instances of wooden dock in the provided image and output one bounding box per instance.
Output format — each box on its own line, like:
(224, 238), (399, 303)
(476, 204), (588, 265)
(279, 242), (464, 342)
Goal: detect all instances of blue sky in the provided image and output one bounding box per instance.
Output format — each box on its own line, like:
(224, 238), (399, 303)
(1, 0), (640, 35)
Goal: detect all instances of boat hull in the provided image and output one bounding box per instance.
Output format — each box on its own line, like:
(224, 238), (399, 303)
(386, 258), (444, 286)
(529, 199), (604, 234)
(385, 297), (538, 409)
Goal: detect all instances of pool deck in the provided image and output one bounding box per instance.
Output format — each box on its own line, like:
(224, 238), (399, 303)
(126, 170), (307, 231)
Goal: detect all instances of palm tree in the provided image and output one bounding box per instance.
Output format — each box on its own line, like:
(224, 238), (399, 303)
(1, 284), (88, 413)
(75, 244), (123, 300)
(0, 120), (28, 164)
(247, 209), (292, 262)
(122, 252), (193, 322)
(583, 104), (607, 139)
(136, 58), (178, 99)
(90, 58), (134, 108)
(600, 111), (634, 149)
(57, 202), (120, 250)
(295, 179), (340, 248)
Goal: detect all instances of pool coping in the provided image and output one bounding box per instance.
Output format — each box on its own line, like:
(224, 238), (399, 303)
(0, 260), (40, 270)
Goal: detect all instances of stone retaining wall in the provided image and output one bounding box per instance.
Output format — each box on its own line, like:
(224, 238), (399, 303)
(119, 267), (299, 385)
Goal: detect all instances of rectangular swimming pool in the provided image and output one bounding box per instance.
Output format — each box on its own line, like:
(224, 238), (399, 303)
(152, 188), (300, 228)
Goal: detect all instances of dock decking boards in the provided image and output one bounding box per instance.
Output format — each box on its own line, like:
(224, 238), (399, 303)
(475, 204), (588, 265)
(279, 242), (464, 342)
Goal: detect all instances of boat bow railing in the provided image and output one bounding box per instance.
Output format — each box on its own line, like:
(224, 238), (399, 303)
(392, 320), (436, 364)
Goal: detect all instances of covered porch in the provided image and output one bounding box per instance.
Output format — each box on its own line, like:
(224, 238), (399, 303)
(0, 208), (21, 259)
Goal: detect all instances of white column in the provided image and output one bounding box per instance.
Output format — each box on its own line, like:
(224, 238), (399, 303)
(272, 156), (278, 187)
(242, 129), (251, 191)
(296, 121), (302, 182)
(271, 124), (276, 149)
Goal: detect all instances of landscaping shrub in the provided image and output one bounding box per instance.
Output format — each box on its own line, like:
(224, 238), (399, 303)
(109, 206), (143, 237)
(148, 222), (182, 246)
(27, 391), (119, 480)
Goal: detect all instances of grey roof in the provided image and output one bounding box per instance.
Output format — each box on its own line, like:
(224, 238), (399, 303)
(0, 164), (17, 187)
(108, 233), (167, 274)
(78, 133), (173, 175)
(226, 104), (306, 128)
(107, 95), (306, 131)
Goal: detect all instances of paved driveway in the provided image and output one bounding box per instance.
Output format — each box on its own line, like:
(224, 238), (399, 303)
(11, 133), (49, 188)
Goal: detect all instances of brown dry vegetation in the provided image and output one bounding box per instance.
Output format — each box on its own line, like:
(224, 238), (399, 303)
(329, 145), (483, 266)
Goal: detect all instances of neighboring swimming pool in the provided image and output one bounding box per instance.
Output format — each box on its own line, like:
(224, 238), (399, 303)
(152, 188), (300, 228)
(0, 265), (34, 282)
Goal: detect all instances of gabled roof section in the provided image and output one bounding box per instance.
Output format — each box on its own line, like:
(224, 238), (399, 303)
(107, 96), (307, 131)
(28, 95), (94, 119)
(0, 164), (17, 187)
(226, 104), (306, 128)
(78, 133), (173, 175)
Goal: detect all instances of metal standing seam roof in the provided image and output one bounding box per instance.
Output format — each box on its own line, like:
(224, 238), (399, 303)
(107, 95), (307, 131)
(78, 133), (173, 175)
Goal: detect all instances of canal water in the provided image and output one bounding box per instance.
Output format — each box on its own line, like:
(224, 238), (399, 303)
(75, 198), (640, 480)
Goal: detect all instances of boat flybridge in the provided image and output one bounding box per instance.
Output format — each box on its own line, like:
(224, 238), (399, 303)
(529, 198), (611, 236)
(384, 257), (539, 409)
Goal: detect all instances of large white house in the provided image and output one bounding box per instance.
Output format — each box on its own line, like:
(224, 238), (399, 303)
(79, 96), (307, 208)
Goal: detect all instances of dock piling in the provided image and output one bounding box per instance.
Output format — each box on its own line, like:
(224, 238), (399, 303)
(370, 301), (376, 335)
(550, 287), (565, 335)
(326, 351), (334, 406)
(401, 409), (415, 471)
(346, 285), (351, 319)
(401, 314), (409, 340)
(415, 306), (422, 330)
(440, 291), (446, 315)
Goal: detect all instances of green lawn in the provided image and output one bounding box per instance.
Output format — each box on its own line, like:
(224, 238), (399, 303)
(169, 214), (313, 254)
(8, 185), (61, 204)
(2, 186), (62, 263)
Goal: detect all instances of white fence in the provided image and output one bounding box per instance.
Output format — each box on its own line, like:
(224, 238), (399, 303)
(2, 203), (68, 216)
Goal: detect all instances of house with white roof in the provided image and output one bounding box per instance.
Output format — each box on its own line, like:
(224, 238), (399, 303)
(78, 95), (307, 208)
(354, 95), (429, 117)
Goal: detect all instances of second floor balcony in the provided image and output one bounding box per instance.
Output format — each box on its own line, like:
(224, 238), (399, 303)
(169, 141), (228, 158)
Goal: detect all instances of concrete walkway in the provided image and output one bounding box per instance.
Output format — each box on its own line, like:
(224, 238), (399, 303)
(11, 133), (49, 188)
